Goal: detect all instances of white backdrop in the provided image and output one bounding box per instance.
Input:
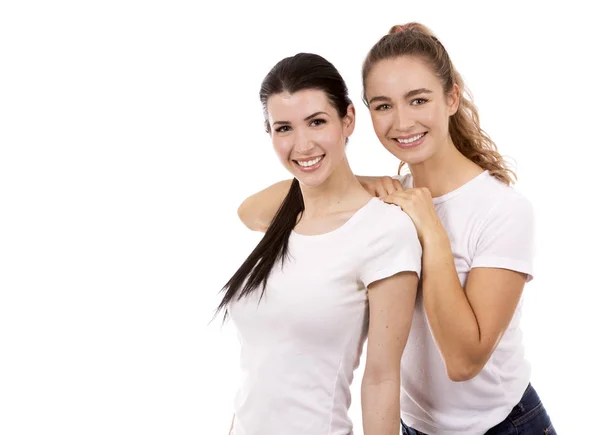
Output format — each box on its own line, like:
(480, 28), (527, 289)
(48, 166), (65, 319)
(1, 1), (598, 434)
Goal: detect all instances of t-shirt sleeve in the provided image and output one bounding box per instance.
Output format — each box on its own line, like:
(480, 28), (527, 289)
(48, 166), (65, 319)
(359, 205), (422, 288)
(471, 193), (535, 281)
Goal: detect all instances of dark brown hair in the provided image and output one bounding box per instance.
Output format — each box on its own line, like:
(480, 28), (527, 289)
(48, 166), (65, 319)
(215, 53), (352, 319)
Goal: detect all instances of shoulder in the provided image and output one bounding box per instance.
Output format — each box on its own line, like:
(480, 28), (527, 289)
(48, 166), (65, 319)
(483, 177), (533, 220)
(368, 198), (415, 225)
(471, 178), (535, 245)
(462, 172), (533, 218)
(362, 198), (419, 240)
(357, 199), (422, 283)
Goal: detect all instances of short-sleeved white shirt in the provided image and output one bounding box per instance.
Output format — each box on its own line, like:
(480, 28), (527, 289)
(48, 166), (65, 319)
(229, 198), (422, 435)
(396, 171), (535, 435)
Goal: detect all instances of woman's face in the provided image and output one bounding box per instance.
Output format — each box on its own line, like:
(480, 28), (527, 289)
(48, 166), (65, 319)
(365, 55), (458, 165)
(266, 89), (354, 187)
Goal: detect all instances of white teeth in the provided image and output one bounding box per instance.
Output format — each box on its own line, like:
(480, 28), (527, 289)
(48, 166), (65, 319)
(296, 156), (323, 167)
(395, 133), (424, 144)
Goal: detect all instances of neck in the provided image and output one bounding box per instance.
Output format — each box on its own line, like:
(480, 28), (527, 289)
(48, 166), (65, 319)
(299, 157), (368, 219)
(408, 135), (484, 197)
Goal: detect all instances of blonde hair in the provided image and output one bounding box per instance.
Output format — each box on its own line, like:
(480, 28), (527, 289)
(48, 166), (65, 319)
(362, 23), (516, 185)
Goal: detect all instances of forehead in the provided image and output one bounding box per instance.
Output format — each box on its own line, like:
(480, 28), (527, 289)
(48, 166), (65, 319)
(366, 55), (442, 98)
(266, 89), (333, 121)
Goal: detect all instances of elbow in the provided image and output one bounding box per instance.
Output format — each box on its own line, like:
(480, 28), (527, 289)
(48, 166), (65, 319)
(447, 367), (478, 382)
(445, 358), (484, 382)
(236, 202), (251, 228)
(362, 373), (400, 387)
(237, 201), (266, 232)
(362, 363), (401, 387)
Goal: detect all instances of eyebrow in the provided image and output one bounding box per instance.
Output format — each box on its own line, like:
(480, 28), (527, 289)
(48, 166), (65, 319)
(272, 111), (328, 126)
(368, 88), (433, 105)
(405, 88), (433, 98)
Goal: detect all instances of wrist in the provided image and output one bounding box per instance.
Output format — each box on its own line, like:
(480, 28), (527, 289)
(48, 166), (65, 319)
(421, 226), (450, 249)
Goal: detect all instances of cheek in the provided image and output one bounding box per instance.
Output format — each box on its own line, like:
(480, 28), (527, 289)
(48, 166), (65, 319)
(415, 106), (442, 130)
(316, 126), (344, 152)
(370, 114), (389, 138)
(272, 137), (293, 162)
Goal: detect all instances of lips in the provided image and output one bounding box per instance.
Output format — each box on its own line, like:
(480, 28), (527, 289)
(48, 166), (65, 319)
(393, 132), (427, 149)
(293, 154), (325, 172)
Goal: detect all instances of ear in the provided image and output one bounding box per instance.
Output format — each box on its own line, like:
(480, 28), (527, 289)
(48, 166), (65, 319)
(342, 104), (356, 138)
(447, 84), (460, 116)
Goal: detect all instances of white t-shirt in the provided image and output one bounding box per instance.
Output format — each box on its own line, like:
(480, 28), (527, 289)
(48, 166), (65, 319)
(229, 198), (422, 435)
(396, 171), (535, 435)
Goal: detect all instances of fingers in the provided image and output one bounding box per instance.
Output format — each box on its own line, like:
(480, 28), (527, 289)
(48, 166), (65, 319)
(392, 178), (404, 191)
(375, 176), (404, 197)
(360, 176), (406, 198)
(381, 176), (397, 195)
(359, 176), (384, 197)
(372, 181), (391, 198)
(382, 191), (409, 208)
(382, 195), (402, 207)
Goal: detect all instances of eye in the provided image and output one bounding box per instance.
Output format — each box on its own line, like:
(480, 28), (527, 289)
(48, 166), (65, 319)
(310, 118), (326, 127)
(411, 98), (428, 106)
(374, 103), (392, 111)
(275, 125), (292, 133)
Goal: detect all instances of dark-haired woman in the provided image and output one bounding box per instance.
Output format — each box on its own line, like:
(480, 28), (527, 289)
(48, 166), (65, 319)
(217, 53), (422, 435)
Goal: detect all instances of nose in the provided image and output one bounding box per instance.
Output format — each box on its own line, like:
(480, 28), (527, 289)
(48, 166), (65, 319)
(294, 128), (317, 154)
(392, 106), (416, 132)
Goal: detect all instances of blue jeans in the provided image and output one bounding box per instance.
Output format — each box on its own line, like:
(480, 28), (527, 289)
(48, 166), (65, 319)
(401, 384), (555, 434)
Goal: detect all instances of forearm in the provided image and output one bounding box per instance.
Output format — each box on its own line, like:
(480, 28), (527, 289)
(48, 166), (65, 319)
(237, 179), (292, 231)
(421, 232), (483, 377)
(361, 378), (401, 435)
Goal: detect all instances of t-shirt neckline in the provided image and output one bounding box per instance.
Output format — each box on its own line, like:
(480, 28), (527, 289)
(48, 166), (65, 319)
(405, 170), (490, 205)
(291, 197), (379, 239)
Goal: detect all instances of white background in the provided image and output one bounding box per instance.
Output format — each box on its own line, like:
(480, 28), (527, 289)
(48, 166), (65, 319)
(1, 1), (598, 434)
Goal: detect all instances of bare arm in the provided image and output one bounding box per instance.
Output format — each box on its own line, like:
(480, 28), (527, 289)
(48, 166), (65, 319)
(421, 232), (527, 381)
(381, 187), (532, 383)
(236, 176), (400, 232)
(237, 180), (292, 232)
(361, 271), (418, 435)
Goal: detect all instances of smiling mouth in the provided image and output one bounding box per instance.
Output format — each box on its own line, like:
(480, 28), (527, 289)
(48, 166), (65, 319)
(394, 133), (426, 144)
(392, 132), (427, 148)
(293, 155), (324, 167)
(292, 155), (325, 171)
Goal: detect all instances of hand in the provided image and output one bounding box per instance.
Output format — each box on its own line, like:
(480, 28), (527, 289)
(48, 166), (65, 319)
(382, 187), (446, 243)
(358, 176), (404, 198)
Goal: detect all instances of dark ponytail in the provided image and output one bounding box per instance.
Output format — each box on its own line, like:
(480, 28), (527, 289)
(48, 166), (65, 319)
(215, 53), (351, 320)
(215, 179), (303, 319)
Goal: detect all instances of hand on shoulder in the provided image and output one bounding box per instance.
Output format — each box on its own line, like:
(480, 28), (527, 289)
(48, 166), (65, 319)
(358, 175), (404, 198)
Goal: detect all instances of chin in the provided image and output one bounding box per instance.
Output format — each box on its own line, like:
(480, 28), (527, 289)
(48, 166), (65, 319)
(388, 147), (434, 166)
(294, 167), (332, 188)
(295, 175), (326, 188)
(399, 154), (429, 165)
